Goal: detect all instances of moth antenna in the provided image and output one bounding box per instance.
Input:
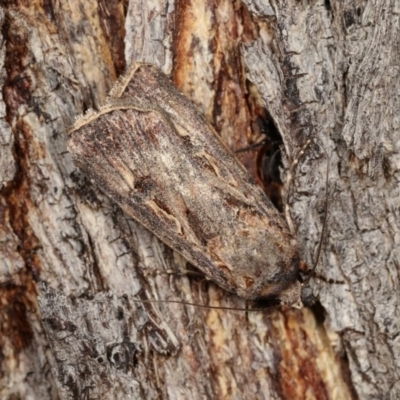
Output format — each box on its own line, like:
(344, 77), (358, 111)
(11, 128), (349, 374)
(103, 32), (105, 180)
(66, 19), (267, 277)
(131, 298), (280, 312)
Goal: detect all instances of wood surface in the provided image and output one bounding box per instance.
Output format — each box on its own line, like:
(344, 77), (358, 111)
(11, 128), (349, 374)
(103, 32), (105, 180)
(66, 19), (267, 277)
(0, 1), (398, 399)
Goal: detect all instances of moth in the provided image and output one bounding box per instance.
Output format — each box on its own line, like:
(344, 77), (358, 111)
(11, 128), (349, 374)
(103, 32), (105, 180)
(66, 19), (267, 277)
(68, 63), (302, 307)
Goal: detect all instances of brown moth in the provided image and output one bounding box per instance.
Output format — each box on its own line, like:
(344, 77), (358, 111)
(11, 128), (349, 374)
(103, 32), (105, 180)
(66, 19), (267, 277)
(68, 63), (302, 307)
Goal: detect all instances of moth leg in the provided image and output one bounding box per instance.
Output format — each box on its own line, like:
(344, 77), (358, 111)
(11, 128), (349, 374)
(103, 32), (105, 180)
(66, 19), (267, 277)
(235, 139), (266, 153)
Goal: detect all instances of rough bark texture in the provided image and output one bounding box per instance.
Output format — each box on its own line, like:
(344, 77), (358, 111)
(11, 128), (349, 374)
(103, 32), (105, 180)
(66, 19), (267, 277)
(0, 1), (398, 400)
(240, 1), (400, 398)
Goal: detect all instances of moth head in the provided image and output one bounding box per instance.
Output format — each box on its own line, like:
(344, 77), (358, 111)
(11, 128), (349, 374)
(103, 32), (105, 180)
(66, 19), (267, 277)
(237, 255), (303, 308)
(255, 278), (303, 308)
(275, 280), (302, 308)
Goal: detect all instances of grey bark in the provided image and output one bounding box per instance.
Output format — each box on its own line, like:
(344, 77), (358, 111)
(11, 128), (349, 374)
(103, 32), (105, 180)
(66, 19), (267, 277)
(0, 0), (398, 399)
(241, 1), (400, 398)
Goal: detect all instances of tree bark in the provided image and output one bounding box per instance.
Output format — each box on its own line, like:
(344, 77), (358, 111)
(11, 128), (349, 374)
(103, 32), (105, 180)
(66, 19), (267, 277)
(0, 1), (398, 399)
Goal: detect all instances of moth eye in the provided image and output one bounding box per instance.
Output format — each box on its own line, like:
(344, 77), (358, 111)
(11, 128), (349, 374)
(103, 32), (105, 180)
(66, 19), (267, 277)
(243, 276), (255, 288)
